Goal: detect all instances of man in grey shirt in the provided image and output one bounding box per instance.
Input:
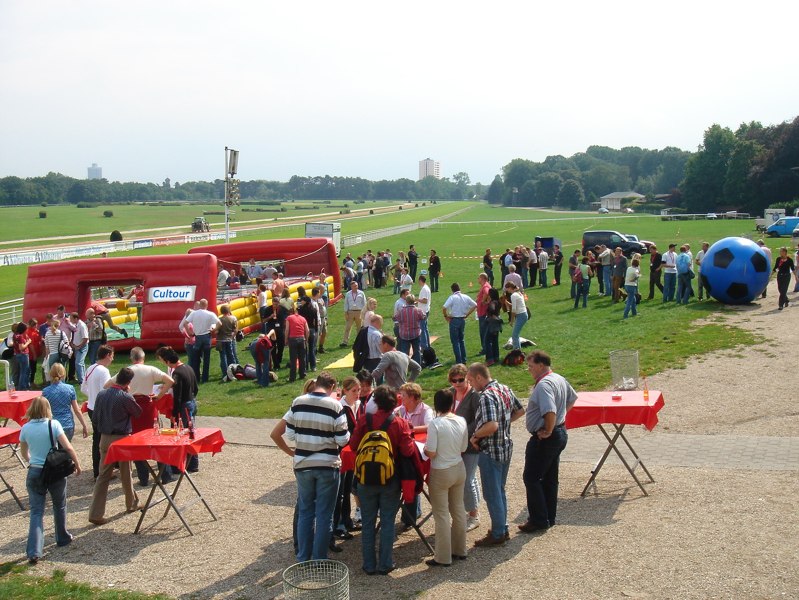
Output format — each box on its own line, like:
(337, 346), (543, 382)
(519, 350), (577, 534)
(369, 335), (421, 390)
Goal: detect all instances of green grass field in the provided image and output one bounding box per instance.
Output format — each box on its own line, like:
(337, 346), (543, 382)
(0, 565), (169, 599)
(4, 203), (768, 417)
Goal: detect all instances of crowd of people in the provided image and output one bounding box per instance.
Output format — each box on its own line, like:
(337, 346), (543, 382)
(270, 349), (577, 573)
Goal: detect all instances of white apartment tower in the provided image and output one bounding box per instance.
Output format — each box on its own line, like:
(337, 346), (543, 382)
(87, 163), (103, 180)
(418, 158), (441, 180)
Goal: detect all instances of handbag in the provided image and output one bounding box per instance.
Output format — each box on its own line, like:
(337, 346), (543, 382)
(58, 331), (73, 362)
(40, 420), (76, 485)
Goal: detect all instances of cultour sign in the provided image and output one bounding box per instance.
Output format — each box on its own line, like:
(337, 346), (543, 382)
(147, 286), (196, 303)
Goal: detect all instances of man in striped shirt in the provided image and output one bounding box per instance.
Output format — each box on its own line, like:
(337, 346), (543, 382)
(271, 372), (350, 561)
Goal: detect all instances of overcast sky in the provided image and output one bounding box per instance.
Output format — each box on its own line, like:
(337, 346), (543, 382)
(1, 1), (797, 185)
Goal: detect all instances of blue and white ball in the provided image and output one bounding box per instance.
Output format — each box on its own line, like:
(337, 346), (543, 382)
(700, 237), (770, 304)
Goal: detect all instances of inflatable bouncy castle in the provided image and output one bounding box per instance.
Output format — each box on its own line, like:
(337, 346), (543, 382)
(21, 238), (341, 352)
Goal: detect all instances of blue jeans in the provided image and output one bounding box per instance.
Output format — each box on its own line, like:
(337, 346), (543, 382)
(87, 339), (102, 366)
(399, 336), (421, 364)
(677, 273), (693, 304)
(218, 340), (235, 379)
(484, 267), (494, 287)
(295, 468), (340, 562)
(623, 285), (638, 318)
(574, 279), (590, 308)
(419, 316), (430, 350)
(511, 312), (528, 350)
(192, 334), (212, 383)
(539, 269), (548, 287)
(663, 272), (676, 302)
(26, 466), (71, 560)
(521, 266), (529, 288)
(74, 344), (88, 384)
(478, 452), (511, 540)
(288, 337), (307, 382)
(478, 315), (487, 354)
(463, 452), (481, 513)
(16, 354), (30, 391)
(359, 478), (401, 573)
(603, 267), (612, 296)
(522, 427), (567, 528)
(306, 328), (318, 371)
(448, 317), (466, 364)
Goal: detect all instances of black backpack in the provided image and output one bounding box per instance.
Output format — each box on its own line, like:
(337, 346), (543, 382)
(421, 346), (438, 368)
(352, 326), (370, 373)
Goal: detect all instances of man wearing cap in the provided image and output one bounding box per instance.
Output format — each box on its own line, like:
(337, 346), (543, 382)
(662, 243), (678, 302)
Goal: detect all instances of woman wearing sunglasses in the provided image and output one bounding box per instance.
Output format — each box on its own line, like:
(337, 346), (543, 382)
(449, 364), (482, 532)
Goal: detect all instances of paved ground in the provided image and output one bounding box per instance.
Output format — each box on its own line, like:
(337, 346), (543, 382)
(196, 414), (799, 472)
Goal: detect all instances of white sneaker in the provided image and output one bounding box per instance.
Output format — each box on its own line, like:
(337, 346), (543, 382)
(466, 515), (480, 532)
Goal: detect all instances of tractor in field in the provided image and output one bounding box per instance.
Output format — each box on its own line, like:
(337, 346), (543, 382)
(191, 217), (210, 232)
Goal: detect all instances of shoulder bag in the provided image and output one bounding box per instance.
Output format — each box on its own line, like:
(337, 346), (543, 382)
(40, 420), (76, 485)
(58, 330), (73, 362)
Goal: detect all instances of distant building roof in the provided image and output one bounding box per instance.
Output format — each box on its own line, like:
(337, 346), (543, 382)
(600, 191), (645, 200)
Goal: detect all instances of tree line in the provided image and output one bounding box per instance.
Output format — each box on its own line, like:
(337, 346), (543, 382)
(1, 116), (796, 212)
(0, 172), (479, 206)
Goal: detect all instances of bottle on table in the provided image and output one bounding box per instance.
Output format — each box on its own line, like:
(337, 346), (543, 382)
(642, 376), (649, 402)
(153, 417), (160, 436)
(188, 417), (195, 440)
(8, 380), (16, 398)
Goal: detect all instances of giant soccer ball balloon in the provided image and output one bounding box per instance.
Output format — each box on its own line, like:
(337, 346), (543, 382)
(700, 237), (771, 304)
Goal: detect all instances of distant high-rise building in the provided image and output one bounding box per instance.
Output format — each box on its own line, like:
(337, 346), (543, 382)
(87, 163), (102, 180)
(418, 158), (441, 180)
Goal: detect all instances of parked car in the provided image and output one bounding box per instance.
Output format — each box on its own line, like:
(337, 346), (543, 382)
(624, 234), (655, 253)
(582, 231), (647, 257)
(598, 207), (610, 214)
(706, 213), (718, 220)
(767, 217), (799, 237)
(623, 207), (634, 214)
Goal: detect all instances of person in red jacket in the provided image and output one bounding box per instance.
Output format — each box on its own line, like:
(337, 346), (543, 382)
(25, 318), (43, 388)
(348, 385), (416, 575)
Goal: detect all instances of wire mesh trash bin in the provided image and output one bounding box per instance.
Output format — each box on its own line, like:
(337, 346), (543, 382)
(282, 560), (349, 599)
(610, 350), (639, 390)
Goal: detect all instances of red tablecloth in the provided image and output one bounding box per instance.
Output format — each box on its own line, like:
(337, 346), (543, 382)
(565, 391), (665, 431)
(0, 427), (21, 445)
(154, 393), (174, 418)
(0, 391), (38, 425)
(105, 427), (225, 471)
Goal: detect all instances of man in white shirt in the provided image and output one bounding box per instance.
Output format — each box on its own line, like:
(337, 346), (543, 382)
(417, 275), (432, 351)
(537, 249), (549, 288)
(107, 347), (175, 486)
(340, 282), (366, 347)
(81, 345), (114, 480)
(662, 244), (678, 302)
(69, 312), (89, 384)
(217, 266), (230, 288)
(185, 298), (222, 383)
(442, 282), (478, 365)
(695, 241), (710, 300)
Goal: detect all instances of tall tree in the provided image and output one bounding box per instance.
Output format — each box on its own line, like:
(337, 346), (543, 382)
(557, 179), (585, 209)
(486, 175), (504, 204)
(681, 124), (737, 212)
(535, 172), (564, 205)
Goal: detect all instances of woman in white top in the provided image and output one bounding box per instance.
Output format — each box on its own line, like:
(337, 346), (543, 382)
(624, 258), (641, 319)
(361, 297), (377, 328)
(424, 388), (468, 567)
(505, 282), (528, 350)
(255, 283), (269, 310)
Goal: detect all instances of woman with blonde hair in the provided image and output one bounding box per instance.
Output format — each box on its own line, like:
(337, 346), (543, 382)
(41, 363), (88, 441)
(361, 297), (378, 328)
(19, 395), (82, 564)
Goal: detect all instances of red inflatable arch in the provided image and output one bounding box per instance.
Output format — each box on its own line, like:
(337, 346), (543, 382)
(22, 254), (218, 352)
(189, 237), (341, 298)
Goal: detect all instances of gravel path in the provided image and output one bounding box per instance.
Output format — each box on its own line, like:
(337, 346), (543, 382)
(0, 279), (796, 599)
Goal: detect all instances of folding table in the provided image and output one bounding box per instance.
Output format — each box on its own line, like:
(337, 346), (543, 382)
(105, 427), (226, 535)
(566, 390), (665, 497)
(0, 427), (26, 510)
(0, 390), (37, 426)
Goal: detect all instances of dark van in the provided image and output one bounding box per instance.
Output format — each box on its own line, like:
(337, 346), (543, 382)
(582, 231), (646, 257)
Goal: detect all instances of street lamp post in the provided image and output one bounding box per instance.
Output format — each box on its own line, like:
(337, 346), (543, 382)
(224, 146), (240, 244)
